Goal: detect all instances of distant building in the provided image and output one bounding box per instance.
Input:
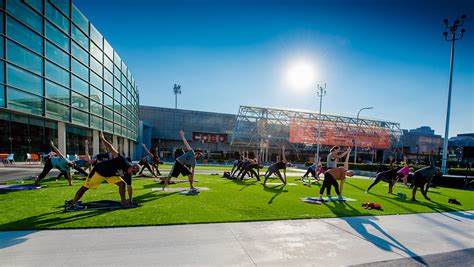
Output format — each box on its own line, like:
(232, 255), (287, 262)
(401, 126), (443, 162)
(448, 133), (474, 164)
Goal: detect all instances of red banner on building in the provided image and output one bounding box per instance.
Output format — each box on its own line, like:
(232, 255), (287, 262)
(192, 132), (227, 143)
(289, 119), (391, 149)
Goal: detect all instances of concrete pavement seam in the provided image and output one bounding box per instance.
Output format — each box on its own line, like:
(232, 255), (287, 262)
(227, 225), (258, 267)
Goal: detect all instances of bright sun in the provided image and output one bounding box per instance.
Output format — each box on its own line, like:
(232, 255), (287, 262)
(286, 61), (316, 90)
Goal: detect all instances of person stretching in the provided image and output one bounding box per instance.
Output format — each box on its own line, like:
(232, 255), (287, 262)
(35, 141), (74, 186)
(319, 147), (354, 200)
(162, 130), (202, 191)
(397, 156), (411, 186)
(263, 146), (288, 185)
(238, 151), (260, 181)
(327, 146), (350, 170)
(67, 132), (139, 209)
(138, 144), (161, 177)
(302, 153), (323, 181)
(411, 158), (436, 201)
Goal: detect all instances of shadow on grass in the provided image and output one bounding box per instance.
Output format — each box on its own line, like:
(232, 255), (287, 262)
(262, 184), (288, 204)
(134, 191), (180, 204)
(325, 201), (427, 265)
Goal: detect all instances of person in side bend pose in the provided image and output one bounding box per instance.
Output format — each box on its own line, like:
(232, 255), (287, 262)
(67, 131), (140, 209)
(35, 141), (74, 186)
(162, 130), (202, 191)
(327, 146), (351, 170)
(231, 151), (249, 178)
(137, 144), (160, 178)
(229, 152), (244, 177)
(238, 151), (261, 181)
(366, 155), (401, 194)
(152, 147), (162, 176)
(263, 146), (288, 185)
(302, 153), (323, 181)
(397, 156), (411, 186)
(411, 157), (437, 201)
(319, 147), (354, 200)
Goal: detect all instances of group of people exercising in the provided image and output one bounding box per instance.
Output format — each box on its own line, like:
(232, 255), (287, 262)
(33, 131), (436, 210)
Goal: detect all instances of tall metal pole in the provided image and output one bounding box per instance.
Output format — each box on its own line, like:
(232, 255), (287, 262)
(354, 107), (374, 163)
(316, 83), (326, 163)
(441, 15), (466, 174)
(173, 84), (181, 109)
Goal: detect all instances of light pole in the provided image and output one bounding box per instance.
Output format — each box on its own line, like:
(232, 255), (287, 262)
(173, 84), (181, 109)
(315, 83), (326, 164)
(354, 107), (374, 163)
(441, 14), (466, 174)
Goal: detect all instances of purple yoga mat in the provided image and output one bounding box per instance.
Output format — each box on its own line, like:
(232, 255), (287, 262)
(0, 185), (43, 190)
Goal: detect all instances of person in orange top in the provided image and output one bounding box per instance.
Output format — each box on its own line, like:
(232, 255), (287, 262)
(319, 147), (354, 200)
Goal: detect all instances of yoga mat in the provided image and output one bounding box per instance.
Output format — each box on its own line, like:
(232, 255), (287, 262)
(65, 200), (138, 212)
(264, 182), (297, 186)
(153, 179), (199, 184)
(151, 187), (210, 192)
(300, 198), (322, 204)
(0, 185), (43, 190)
(304, 197), (357, 202)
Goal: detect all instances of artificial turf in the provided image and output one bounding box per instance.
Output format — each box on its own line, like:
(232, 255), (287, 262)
(0, 173), (472, 231)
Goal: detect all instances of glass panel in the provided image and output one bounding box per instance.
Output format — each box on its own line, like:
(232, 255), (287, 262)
(7, 0), (43, 33)
(8, 87), (43, 115)
(104, 55), (113, 72)
(103, 40), (113, 59)
(0, 14), (3, 35)
(45, 41), (69, 70)
(46, 61), (69, 88)
(114, 65), (120, 79)
(50, 0), (70, 17)
(24, 0), (43, 14)
(104, 68), (113, 85)
(71, 58), (88, 81)
(113, 89), (121, 101)
(7, 64), (43, 95)
(90, 42), (102, 63)
(72, 108), (88, 126)
(90, 115), (102, 130)
(104, 107), (113, 121)
(89, 24), (103, 48)
(72, 25), (88, 50)
(90, 56), (102, 76)
(0, 61), (4, 83)
(46, 21), (69, 52)
(113, 112), (121, 123)
(46, 1), (69, 32)
(89, 85), (102, 103)
(72, 75), (88, 96)
(104, 119), (113, 132)
(71, 92), (88, 110)
(7, 40), (42, 75)
(46, 99), (69, 121)
(7, 17), (42, 54)
(71, 42), (88, 65)
(72, 5), (88, 33)
(90, 100), (102, 116)
(104, 81), (113, 98)
(46, 80), (69, 105)
(90, 71), (102, 90)
(114, 124), (121, 135)
(0, 85), (4, 107)
(104, 94), (113, 109)
(114, 100), (121, 113)
(113, 51), (121, 67)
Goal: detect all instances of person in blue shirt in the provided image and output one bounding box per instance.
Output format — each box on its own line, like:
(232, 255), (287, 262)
(35, 141), (74, 186)
(161, 130), (202, 191)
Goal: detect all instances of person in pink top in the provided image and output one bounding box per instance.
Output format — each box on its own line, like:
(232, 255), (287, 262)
(397, 156), (411, 186)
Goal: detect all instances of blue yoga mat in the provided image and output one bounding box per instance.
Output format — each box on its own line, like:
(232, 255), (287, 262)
(0, 185), (43, 190)
(304, 196), (357, 202)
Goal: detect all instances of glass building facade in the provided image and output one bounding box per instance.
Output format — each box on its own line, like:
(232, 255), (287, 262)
(0, 0), (139, 160)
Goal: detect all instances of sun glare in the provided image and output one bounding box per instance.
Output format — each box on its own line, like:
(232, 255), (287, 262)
(286, 61), (316, 90)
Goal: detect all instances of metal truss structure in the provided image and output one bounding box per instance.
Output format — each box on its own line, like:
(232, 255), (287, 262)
(230, 106), (403, 156)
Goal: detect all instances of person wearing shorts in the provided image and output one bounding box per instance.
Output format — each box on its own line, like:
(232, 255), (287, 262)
(162, 130), (202, 191)
(67, 132), (139, 209)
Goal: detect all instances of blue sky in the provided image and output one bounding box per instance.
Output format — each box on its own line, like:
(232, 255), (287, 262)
(74, 0), (473, 137)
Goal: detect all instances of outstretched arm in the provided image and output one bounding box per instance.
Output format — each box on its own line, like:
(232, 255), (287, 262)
(339, 149), (350, 158)
(84, 139), (90, 160)
(50, 141), (65, 159)
(100, 131), (119, 157)
(142, 144), (154, 158)
(344, 147), (352, 171)
(282, 146), (287, 163)
(179, 130), (192, 151)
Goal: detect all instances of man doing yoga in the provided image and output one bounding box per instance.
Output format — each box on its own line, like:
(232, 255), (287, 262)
(319, 147), (354, 200)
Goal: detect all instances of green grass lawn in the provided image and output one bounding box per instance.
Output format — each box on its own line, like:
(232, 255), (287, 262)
(0, 174), (472, 231)
(159, 164), (305, 173)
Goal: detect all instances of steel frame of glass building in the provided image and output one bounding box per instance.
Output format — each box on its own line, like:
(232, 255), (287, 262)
(0, 0), (139, 161)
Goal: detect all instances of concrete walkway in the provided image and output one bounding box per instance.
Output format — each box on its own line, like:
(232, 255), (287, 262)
(1, 211), (473, 266)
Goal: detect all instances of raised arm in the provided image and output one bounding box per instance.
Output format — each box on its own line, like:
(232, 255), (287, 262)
(100, 131), (119, 157)
(339, 148), (351, 158)
(50, 141), (65, 159)
(142, 144), (154, 158)
(84, 139), (90, 160)
(343, 147), (352, 171)
(179, 130), (192, 151)
(282, 146), (287, 163)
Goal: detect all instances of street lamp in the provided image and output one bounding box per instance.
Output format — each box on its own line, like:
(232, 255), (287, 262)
(441, 14), (467, 174)
(315, 83), (327, 163)
(354, 107), (374, 163)
(173, 84), (181, 109)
